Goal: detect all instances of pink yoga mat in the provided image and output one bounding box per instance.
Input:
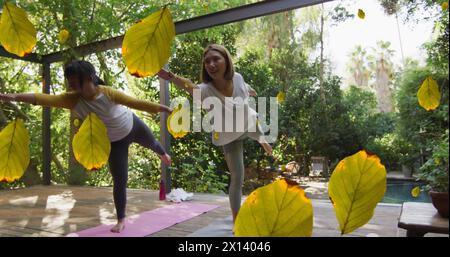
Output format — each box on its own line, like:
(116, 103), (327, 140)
(66, 202), (219, 237)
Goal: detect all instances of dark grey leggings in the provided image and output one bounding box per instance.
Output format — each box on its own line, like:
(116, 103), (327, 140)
(108, 113), (166, 220)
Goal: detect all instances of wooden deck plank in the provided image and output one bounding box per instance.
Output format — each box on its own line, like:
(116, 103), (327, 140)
(0, 185), (230, 237)
(0, 225), (64, 237)
(2, 185), (442, 237)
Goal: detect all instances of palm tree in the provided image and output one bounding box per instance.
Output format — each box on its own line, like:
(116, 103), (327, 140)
(369, 41), (396, 113)
(347, 45), (371, 89)
(379, 0), (406, 66)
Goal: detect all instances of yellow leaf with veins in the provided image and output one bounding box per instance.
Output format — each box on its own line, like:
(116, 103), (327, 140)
(235, 178), (313, 237)
(0, 2), (37, 57)
(417, 76), (441, 111)
(72, 113), (111, 171)
(122, 7), (175, 78)
(329, 150), (386, 235)
(0, 119), (30, 182)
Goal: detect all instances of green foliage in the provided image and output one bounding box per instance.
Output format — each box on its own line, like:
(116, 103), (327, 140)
(307, 75), (360, 163)
(395, 67), (449, 157)
(330, 4), (355, 24)
(341, 86), (398, 169)
(169, 137), (228, 193)
(414, 2), (449, 192)
(424, 11), (449, 76)
(234, 51), (278, 170)
(1, 0), (448, 195)
(67, 165), (88, 185)
(417, 130), (449, 192)
(365, 133), (402, 170)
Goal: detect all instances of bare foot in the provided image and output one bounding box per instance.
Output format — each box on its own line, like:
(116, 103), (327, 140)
(110, 219), (125, 233)
(261, 142), (273, 156)
(159, 153), (172, 166)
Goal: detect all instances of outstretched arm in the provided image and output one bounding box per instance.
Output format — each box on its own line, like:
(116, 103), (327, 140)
(0, 93), (37, 104)
(1, 92), (79, 109)
(157, 69), (199, 96)
(101, 87), (172, 114)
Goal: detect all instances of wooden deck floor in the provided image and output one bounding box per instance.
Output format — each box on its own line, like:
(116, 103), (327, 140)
(0, 185), (444, 237)
(0, 185), (231, 237)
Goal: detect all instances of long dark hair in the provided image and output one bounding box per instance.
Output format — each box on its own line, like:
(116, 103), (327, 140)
(64, 60), (105, 88)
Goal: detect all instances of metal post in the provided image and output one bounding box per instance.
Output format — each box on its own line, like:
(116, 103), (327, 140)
(159, 65), (171, 193)
(42, 63), (52, 185)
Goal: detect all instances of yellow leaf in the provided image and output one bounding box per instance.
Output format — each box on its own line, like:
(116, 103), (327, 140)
(72, 113), (111, 171)
(276, 91), (285, 104)
(73, 118), (80, 127)
(213, 132), (219, 140)
(122, 7), (175, 78)
(417, 76), (441, 111)
(411, 186), (421, 198)
(442, 2), (448, 11)
(328, 150), (386, 235)
(358, 9), (365, 19)
(235, 178), (313, 237)
(434, 158), (441, 165)
(0, 2), (36, 57)
(0, 119), (30, 183)
(58, 29), (70, 44)
(167, 105), (189, 139)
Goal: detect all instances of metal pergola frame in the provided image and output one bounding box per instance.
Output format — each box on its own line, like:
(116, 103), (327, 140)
(0, 0), (332, 192)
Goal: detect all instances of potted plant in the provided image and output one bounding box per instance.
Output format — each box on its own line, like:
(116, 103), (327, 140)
(417, 130), (449, 218)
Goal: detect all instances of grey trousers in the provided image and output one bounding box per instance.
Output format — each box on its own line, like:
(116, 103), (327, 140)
(222, 130), (265, 216)
(222, 137), (245, 217)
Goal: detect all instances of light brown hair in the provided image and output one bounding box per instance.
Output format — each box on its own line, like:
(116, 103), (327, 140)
(201, 44), (235, 83)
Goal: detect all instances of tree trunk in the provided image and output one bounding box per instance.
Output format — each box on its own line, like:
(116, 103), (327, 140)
(319, 3), (325, 102)
(395, 12), (405, 67)
(374, 58), (394, 112)
(52, 154), (66, 175)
